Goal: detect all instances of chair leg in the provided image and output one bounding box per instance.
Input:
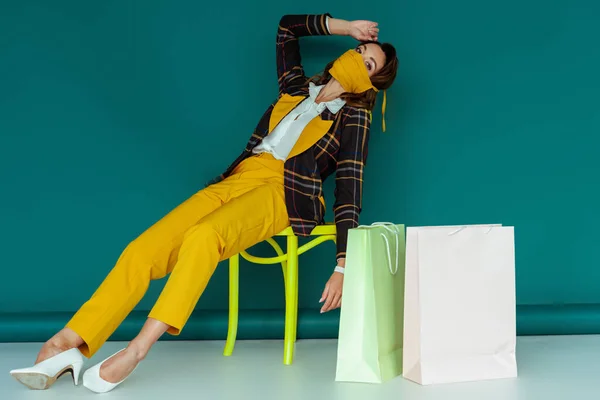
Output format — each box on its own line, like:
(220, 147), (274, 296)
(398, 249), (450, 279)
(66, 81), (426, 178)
(292, 281), (299, 344)
(223, 254), (239, 357)
(283, 236), (299, 365)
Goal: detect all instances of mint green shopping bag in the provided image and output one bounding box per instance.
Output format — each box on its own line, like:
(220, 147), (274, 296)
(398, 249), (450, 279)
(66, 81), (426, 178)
(335, 223), (405, 383)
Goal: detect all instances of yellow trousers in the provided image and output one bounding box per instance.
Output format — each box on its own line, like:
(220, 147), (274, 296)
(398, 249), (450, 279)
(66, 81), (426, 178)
(67, 154), (290, 357)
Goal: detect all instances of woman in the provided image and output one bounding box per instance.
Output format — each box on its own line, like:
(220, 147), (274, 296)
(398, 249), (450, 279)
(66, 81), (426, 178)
(10, 13), (398, 393)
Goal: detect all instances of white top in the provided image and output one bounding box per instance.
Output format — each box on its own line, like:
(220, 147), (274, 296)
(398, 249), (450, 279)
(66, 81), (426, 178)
(253, 83), (346, 161)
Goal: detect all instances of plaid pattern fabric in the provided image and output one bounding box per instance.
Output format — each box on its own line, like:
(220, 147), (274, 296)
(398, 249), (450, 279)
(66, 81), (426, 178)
(209, 14), (371, 259)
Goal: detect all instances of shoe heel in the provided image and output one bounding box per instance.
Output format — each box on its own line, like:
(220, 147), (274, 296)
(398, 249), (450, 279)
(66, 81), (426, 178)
(71, 361), (84, 386)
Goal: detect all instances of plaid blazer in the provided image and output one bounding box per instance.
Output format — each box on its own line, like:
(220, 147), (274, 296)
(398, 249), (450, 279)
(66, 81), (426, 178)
(210, 14), (371, 260)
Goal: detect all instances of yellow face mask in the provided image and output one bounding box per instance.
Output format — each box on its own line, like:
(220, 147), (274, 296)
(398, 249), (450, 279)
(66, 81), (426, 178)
(330, 49), (378, 94)
(329, 49), (387, 132)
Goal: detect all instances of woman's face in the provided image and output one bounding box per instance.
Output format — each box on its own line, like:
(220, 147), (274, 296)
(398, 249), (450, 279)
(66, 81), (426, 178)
(355, 43), (386, 77)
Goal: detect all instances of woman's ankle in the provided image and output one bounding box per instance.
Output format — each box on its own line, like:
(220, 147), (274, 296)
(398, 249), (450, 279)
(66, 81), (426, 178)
(51, 327), (84, 350)
(126, 340), (149, 362)
(124, 318), (168, 362)
(35, 330), (81, 364)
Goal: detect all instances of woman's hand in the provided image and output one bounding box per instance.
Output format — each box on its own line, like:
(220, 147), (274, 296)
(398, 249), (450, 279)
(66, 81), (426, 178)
(328, 18), (379, 42)
(348, 20), (379, 42)
(320, 270), (344, 313)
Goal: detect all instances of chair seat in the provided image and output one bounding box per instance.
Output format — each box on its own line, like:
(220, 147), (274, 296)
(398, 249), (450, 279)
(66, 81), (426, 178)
(275, 223), (336, 237)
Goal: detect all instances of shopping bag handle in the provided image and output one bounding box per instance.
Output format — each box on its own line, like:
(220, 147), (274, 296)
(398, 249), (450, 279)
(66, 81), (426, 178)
(358, 222), (401, 275)
(448, 226), (494, 236)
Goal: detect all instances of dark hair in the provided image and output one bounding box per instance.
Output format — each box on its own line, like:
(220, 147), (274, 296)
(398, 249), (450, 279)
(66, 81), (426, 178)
(308, 41), (399, 110)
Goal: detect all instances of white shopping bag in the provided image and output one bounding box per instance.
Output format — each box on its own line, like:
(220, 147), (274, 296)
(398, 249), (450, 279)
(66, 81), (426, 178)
(403, 224), (517, 385)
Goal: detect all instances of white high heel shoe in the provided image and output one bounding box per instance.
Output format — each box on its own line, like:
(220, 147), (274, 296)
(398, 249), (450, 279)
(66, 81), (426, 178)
(82, 349), (139, 393)
(10, 348), (85, 390)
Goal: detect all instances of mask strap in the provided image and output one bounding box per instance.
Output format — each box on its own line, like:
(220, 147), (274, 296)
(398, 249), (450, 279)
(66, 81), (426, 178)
(382, 90), (387, 132)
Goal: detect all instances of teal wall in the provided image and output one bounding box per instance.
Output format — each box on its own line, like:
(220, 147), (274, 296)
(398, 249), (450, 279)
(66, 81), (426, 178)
(1, 0), (600, 341)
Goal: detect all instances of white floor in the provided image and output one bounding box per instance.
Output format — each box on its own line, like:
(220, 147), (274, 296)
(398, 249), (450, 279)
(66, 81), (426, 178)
(2, 336), (600, 400)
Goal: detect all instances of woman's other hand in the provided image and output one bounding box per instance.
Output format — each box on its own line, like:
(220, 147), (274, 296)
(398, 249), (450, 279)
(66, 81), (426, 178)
(320, 270), (344, 313)
(329, 18), (379, 42)
(349, 20), (379, 42)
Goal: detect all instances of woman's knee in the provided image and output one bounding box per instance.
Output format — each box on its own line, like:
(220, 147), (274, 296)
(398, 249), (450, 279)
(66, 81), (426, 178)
(183, 221), (214, 239)
(182, 222), (222, 249)
(116, 238), (164, 279)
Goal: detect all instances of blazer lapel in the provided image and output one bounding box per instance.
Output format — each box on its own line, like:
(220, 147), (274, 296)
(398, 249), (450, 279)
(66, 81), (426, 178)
(269, 91), (336, 160)
(269, 94), (306, 134)
(287, 116), (334, 159)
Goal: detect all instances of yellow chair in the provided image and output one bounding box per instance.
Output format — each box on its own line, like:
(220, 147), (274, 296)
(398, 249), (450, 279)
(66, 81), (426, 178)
(223, 223), (336, 365)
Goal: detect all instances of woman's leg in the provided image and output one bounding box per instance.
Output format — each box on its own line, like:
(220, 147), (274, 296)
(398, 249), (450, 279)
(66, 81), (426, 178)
(97, 179), (290, 382)
(33, 173), (253, 364)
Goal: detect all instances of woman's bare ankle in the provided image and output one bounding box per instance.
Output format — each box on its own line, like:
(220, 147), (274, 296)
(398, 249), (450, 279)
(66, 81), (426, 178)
(126, 340), (148, 362)
(35, 329), (84, 364)
(49, 328), (84, 350)
(59, 327), (84, 348)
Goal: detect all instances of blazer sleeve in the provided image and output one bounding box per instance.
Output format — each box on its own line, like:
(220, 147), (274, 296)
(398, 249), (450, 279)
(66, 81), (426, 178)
(276, 14), (332, 95)
(333, 108), (371, 261)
